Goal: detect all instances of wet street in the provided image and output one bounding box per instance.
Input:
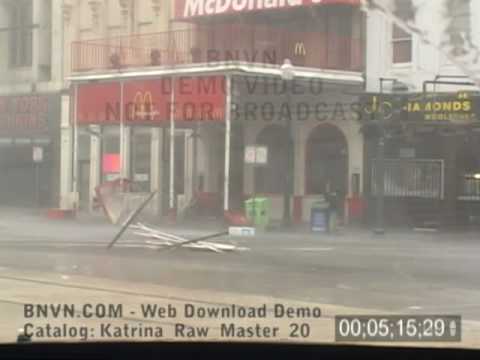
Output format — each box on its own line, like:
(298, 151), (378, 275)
(0, 208), (480, 345)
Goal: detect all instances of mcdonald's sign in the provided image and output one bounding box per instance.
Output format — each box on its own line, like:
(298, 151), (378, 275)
(76, 77), (226, 125)
(129, 91), (160, 121)
(175, 0), (361, 20)
(124, 79), (171, 124)
(294, 42), (306, 57)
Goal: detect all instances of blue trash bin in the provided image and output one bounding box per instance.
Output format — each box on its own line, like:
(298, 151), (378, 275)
(310, 200), (330, 233)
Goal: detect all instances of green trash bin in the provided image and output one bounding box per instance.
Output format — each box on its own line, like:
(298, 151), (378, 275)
(245, 197), (271, 228)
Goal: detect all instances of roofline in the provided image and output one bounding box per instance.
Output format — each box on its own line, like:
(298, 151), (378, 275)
(67, 61), (364, 85)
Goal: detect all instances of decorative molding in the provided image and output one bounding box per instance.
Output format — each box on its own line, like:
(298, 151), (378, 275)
(151, 0), (161, 17)
(61, 2), (73, 26)
(88, 0), (101, 27)
(118, 0), (130, 24)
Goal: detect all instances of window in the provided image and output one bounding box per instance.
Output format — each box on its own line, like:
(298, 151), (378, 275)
(391, 0), (413, 64)
(8, 0), (33, 68)
(392, 25), (412, 64)
(326, 7), (353, 69)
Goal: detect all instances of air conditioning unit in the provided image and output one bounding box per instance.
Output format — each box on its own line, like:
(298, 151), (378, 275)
(150, 49), (161, 66)
(109, 53), (121, 69)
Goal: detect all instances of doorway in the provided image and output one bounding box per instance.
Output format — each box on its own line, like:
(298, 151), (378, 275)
(306, 124), (348, 215)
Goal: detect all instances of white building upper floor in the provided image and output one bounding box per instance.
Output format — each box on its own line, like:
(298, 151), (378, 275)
(365, 0), (480, 93)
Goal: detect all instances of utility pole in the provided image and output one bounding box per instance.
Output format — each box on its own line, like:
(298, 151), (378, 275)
(281, 60), (295, 227)
(374, 119), (386, 235)
(373, 78), (395, 235)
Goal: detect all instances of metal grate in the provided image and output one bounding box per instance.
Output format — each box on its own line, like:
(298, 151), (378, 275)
(372, 159), (444, 199)
(458, 175), (480, 200)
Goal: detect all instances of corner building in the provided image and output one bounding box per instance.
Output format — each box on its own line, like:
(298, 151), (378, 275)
(65, 0), (366, 225)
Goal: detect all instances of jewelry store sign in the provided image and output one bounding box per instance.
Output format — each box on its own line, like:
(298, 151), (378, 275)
(405, 92), (478, 123)
(362, 92), (480, 124)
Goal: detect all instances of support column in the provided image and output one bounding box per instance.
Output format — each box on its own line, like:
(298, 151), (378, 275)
(59, 94), (72, 209)
(89, 125), (101, 212)
(169, 79), (176, 219)
(293, 123), (303, 196)
(119, 81), (129, 180)
(122, 127), (131, 179)
(185, 129), (194, 206)
(243, 126), (256, 196)
(31, 0), (41, 83)
(72, 84), (79, 208)
(150, 128), (163, 216)
(224, 75), (232, 213)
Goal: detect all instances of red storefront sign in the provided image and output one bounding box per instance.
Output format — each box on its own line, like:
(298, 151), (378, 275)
(124, 79), (171, 124)
(175, 0), (360, 19)
(174, 76), (226, 122)
(77, 82), (121, 125)
(76, 76), (226, 125)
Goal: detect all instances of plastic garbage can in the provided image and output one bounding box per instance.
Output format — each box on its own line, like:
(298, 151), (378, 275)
(310, 200), (330, 233)
(245, 197), (271, 228)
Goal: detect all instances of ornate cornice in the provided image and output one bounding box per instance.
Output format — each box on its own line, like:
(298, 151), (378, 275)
(61, 2), (73, 26)
(88, 0), (101, 27)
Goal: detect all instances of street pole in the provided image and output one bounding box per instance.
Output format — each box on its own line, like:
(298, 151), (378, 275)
(35, 162), (40, 208)
(374, 133), (385, 234)
(72, 84), (79, 208)
(374, 87), (386, 235)
(223, 75), (232, 213)
(169, 78), (176, 218)
(192, 122), (199, 194)
(280, 59), (295, 227)
(283, 79), (293, 227)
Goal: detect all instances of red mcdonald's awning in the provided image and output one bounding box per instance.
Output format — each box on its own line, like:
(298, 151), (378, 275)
(75, 76), (226, 125)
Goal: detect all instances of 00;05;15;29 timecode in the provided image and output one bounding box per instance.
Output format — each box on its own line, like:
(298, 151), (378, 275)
(335, 315), (461, 342)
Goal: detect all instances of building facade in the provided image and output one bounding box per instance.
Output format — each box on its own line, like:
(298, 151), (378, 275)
(365, 0), (480, 227)
(0, 0), (64, 208)
(65, 0), (367, 225)
(59, 0), (181, 212)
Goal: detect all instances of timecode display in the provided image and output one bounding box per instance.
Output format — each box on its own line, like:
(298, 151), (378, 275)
(335, 315), (461, 342)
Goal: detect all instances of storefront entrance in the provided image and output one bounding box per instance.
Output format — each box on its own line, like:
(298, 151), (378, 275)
(0, 93), (60, 209)
(306, 124), (348, 216)
(0, 143), (53, 207)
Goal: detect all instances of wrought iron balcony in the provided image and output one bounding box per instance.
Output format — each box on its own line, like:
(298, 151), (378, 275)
(71, 24), (364, 73)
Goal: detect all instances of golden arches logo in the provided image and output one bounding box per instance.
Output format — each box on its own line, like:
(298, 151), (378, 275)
(294, 42), (306, 57)
(130, 91), (159, 121)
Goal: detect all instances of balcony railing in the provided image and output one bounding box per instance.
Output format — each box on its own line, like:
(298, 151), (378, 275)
(71, 24), (364, 73)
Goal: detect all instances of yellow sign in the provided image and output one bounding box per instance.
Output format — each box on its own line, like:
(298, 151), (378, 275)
(362, 91), (478, 123)
(405, 92), (476, 123)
